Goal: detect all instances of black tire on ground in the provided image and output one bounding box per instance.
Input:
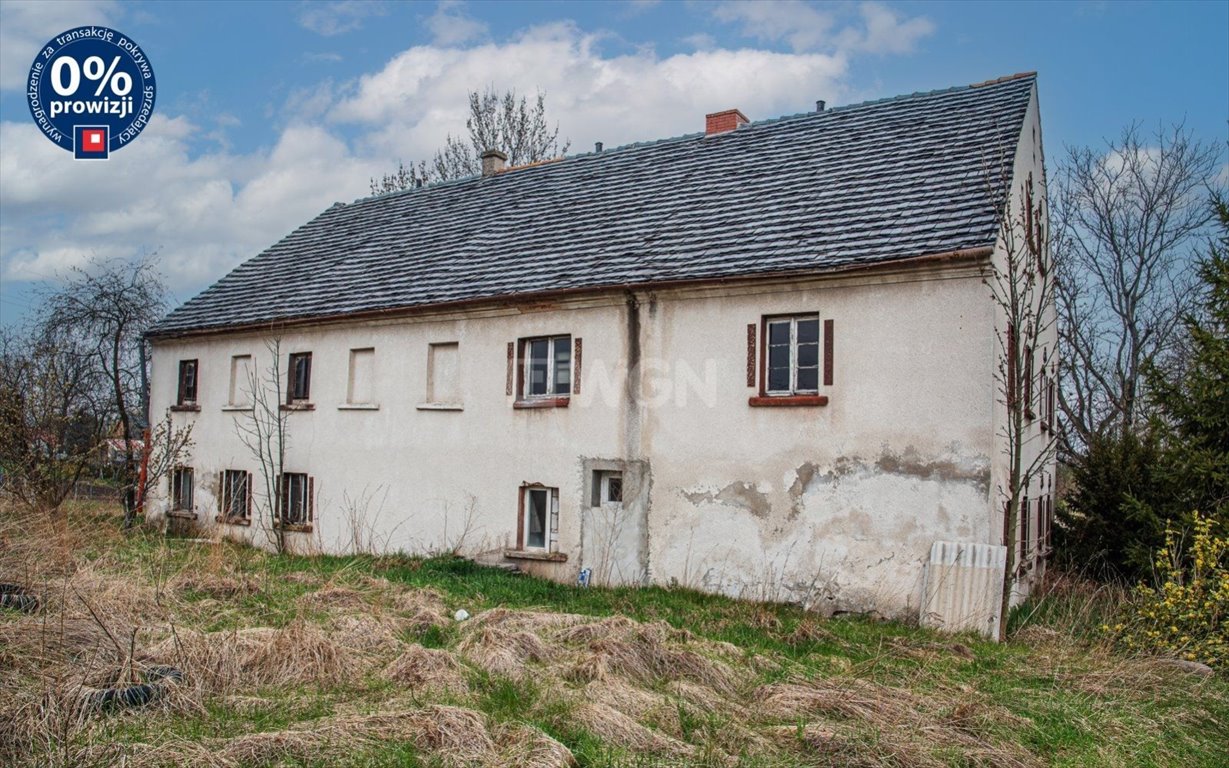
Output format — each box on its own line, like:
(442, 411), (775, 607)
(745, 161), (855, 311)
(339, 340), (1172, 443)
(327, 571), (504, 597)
(0, 584), (40, 613)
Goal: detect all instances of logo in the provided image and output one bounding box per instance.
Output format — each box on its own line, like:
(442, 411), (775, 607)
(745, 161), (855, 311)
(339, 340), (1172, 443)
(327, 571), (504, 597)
(26, 26), (156, 160)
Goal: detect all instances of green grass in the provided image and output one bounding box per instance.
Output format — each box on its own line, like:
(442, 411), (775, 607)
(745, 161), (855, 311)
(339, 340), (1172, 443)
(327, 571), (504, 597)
(4, 503), (1227, 767)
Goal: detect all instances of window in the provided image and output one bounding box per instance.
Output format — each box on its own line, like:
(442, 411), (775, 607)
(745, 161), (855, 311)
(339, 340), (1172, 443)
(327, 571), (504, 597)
(287, 352), (312, 404)
(347, 348), (375, 405)
(228, 355), (251, 407)
(219, 470), (250, 523)
(521, 335), (571, 399)
(177, 360), (198, 405)
(591, 470), (623, 506)
(426, 342), (461, 405)
(171, 467), (194, 513)
(519, 485), (558, 550)
(278, 472), (313, 528)
(1024, 346), (1035, 419)
(765, 315), (819, 395)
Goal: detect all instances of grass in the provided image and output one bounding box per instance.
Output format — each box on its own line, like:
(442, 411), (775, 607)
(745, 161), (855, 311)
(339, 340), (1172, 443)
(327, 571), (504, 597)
(1, 501), (1226, 767)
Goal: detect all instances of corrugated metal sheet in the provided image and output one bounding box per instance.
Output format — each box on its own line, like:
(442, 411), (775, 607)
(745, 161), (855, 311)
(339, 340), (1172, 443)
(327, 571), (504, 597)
(920, 540), (1007, 640)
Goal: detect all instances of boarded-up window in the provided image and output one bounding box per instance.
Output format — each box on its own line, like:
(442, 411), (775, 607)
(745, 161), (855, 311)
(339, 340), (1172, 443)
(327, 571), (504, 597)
(427, 342), (460, 404)
(229, 355), (252, 407)
(347, 348), (375, 405)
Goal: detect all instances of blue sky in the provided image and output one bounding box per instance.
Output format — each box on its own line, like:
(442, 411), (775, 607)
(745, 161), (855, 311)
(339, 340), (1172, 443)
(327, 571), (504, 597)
(1, 0), (1226, 325)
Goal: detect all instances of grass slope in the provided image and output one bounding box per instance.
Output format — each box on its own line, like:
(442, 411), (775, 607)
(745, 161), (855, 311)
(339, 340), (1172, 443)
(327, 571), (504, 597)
(1, 502), (1225, 767)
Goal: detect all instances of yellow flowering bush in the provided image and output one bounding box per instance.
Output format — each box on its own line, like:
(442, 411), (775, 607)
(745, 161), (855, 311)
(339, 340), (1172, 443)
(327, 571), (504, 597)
(1109, 512), (1229, 668)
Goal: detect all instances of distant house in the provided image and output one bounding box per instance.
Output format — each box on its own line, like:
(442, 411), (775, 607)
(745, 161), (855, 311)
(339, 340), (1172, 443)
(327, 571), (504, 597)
(146, 73), (1055, 631)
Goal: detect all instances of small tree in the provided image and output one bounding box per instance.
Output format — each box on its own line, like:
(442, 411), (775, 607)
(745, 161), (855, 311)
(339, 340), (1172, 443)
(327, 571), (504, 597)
(233, 338), (290, 553)
(370, 87), (569, 193)
(986, 169), (1058, 639)
(40, 256), (168, 526)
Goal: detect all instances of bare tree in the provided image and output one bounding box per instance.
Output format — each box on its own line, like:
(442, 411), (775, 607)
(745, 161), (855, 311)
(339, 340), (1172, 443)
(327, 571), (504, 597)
(1054, 124), (1222, 453)
(139, 408), (195, 512)
(0, 325), (106, 515)
(370, 87), (570, 193)
(233, 338), (290, 553)
(39, 256), (168, 525)
(986, 169), (1059, 640)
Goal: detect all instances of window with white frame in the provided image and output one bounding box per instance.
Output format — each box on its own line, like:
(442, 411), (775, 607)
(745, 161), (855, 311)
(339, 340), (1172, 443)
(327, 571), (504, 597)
(521, 335), (571, 399)
(765, 315), (820, 395)
(171, 467), (194, 513)
(520, 485), (559, 550)
(591, 470), (623, 506)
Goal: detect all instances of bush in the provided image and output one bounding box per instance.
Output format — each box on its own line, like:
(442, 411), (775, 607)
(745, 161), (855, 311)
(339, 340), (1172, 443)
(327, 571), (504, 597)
(1110, 513), (1229, 667)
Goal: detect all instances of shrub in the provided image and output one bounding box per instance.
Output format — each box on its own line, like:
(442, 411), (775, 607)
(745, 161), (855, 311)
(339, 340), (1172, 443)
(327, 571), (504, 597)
(1110, 513), (1229, 667)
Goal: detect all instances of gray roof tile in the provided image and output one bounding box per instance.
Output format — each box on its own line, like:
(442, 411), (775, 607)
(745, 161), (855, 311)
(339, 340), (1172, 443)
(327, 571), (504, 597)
(151, 74), (1035, 336)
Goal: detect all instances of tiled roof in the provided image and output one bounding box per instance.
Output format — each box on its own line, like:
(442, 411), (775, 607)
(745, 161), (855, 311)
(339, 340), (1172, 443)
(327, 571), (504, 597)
(150, 73), (1036, 337)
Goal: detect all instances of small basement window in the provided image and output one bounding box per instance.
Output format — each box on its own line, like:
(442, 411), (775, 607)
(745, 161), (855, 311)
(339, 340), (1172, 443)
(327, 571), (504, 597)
(177, 359), (198, 406)
(171, 467), (194, 513)
(287, 352), (312, 404)
(520, 485), (559, 551)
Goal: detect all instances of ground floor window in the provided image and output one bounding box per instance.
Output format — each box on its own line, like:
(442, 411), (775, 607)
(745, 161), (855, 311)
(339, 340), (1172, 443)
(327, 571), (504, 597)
(171, 467), (194, 513)
(220, 470), (251, 522)
(279, 472), (313, 527)
(520, 485), (558, 550)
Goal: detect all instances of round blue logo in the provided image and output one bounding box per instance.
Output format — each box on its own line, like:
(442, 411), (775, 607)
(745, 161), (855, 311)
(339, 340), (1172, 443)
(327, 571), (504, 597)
(26, 26), (156, 160)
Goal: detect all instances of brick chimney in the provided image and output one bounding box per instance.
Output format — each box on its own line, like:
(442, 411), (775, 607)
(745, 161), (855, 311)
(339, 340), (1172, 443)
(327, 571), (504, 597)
(705, 108), (749, 136)
(481, 148), (507, 176)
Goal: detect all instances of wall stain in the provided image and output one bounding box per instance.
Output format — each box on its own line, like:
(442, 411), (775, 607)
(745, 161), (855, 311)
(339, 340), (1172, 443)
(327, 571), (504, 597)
(684, 481), (771, 519)
(874, 447), (990, 493)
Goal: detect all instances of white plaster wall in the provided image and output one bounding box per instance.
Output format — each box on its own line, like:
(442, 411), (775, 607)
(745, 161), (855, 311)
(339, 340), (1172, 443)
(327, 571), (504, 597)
(149, 258), (998, 618)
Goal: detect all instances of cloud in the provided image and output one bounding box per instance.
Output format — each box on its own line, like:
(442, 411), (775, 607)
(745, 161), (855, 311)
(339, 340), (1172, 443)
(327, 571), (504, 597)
(298, 0), (387, 37)
(426, 1), (489, 46)
(0, 0), (118, 90)
(1, 17), (918, 304)
(711, 0), (932, 55)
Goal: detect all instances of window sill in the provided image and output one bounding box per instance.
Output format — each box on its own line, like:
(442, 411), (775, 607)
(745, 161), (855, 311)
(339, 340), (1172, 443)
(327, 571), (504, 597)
(504, 549), (568, 563)
(166, 510), (196, 519)
(513, 397), (570, 410)
(338, 403), (379, 411)
(416, 403), (464, 411)
(215, 515), (251, 527)
(273, 522), (313, 533)
(280, 403), (315, 412)
(170, 404), (200, 412)
(221, 405), (253, 412)
(748, 395), (829, 407)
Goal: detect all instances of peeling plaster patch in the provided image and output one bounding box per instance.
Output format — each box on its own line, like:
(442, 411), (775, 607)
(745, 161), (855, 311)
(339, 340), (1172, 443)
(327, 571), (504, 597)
(875, 446), (990, 492)
(788, 462), (819, 519)
(683, 481), (772, 518)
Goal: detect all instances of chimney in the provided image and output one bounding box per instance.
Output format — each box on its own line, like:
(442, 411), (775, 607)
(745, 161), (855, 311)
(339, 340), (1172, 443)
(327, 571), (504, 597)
(816, 99), (826, 112)
(594, 141), (603, 153)
(481, 148), (507, 177)
(705, 108), (749, 136)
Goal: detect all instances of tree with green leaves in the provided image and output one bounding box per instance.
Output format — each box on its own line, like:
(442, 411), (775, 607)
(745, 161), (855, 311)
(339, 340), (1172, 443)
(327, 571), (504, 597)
(370, 87), (569, 195)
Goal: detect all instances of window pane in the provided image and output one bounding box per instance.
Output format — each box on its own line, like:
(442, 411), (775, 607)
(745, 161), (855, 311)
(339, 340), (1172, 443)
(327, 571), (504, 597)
(797, 367), (819, 392)
(797, 342), (819, 367)
(768, 321), (790, 345)
(528, 339), (549, 396)
(527, 489), (546, 548)
(553, 337), (571, 395)
(606, 475), (623, 503)
(768, 366), (790, 391)
(796, 318), (819, 344)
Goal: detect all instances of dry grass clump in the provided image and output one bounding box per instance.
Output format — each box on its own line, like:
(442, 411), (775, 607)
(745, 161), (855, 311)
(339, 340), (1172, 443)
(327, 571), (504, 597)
(330, 614), (406, 656)
(573, 701), (696, 757)
(457, 625), (555, 678)
(391, 586), (452, 631)
(171, 572), (259, 599)
(295, 584), (369, 611)
(492, 722), (576, 767)
(382, 644), (469, 695)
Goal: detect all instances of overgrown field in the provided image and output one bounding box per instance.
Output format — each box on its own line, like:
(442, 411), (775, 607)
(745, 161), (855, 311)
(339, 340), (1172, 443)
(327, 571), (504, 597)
(1, 503), (1225, 767)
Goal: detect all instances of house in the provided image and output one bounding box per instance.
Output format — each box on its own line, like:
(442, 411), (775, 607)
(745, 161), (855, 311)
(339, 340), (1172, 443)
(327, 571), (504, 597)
(146, 73), (1056, 632)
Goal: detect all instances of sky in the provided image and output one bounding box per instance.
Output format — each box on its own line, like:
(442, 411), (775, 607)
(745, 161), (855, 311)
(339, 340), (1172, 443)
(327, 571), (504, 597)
(1, 0), (1226, 326)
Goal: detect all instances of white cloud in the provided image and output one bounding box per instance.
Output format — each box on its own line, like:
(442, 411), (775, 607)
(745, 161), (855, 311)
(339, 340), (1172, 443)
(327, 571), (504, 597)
(711, 0), (932, 55)
(1, 16), (920, 303)
(0, 0), (118, 90)
(298, 0), (387, 37)
(426, 0), (489, 46)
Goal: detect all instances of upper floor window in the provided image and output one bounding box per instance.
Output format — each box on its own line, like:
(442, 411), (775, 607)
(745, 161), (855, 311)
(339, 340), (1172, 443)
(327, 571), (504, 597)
(765, 314), (819, 395)
(521, 335), (571, 399)
(287, 352), (312, 404)
(177, 359), (198, 405)
(228, 355), (251, 408)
